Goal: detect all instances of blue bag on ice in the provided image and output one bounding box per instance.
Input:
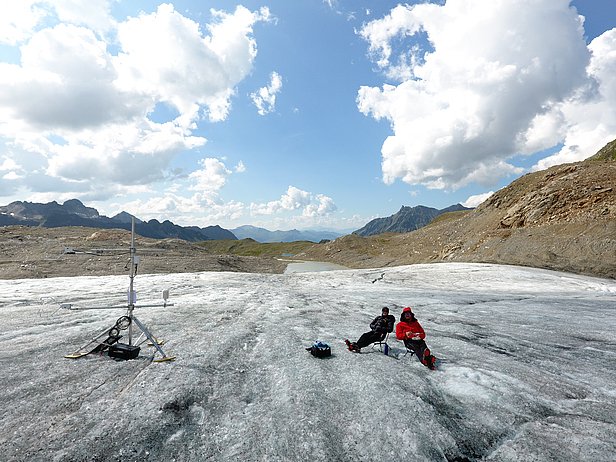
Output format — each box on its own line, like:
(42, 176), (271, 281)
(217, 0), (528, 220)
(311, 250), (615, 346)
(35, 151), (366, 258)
(306, 340), (331, 358)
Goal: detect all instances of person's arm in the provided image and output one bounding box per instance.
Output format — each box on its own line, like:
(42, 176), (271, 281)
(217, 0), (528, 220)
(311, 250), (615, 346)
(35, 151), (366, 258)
(386, 315), (395, 333)
(416, 322), (426, 339)
(395, 322), (408, 340)
(369, 316), (379, 331)
(405, 322), (425, 340)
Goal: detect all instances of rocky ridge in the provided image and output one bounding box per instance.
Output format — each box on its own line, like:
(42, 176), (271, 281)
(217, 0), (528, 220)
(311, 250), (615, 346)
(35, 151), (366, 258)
(297, 156), (616, 279)
(0, 199), (237, 242)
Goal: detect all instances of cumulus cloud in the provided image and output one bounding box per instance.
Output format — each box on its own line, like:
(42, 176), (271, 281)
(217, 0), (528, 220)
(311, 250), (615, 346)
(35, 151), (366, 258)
(0, 23), (139, 130)
(0, 157), (20, 173)
(86, 156), (247, 226)
(97, 183), (338, 228)
(47, 0), (115, 35)
(114, 4), (270, 122)
(462, 191), (494, 208)
(357, 0), (616, 190)
(0, 1), (270, 200)
(250, 186), (337, 217)
(532, 28), (616, 170)
(188, 158), (232, 194)
(303, 194), (338, 217)
(250, 186), (311, 215)
(0, 1), (46, 45)
(101, 193), (246, 228)
(2, 171), (21, 180)
(251, 72), (283, 115)
(0, 0), (115, 45)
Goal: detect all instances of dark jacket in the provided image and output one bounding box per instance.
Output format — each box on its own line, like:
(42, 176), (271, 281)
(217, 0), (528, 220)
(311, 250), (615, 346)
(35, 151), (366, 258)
(370, 314), (395, 334)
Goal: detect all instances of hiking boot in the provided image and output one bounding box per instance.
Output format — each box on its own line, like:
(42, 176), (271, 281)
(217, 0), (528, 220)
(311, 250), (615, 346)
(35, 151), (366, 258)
(345, 339), (361, 352)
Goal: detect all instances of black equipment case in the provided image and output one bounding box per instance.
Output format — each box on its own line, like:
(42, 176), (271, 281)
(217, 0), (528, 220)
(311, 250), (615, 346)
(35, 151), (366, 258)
(108, 343), (140, 360)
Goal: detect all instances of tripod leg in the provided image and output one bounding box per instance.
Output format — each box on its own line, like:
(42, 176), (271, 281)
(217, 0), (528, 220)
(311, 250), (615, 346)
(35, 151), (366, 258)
(131, 316), (174, 361)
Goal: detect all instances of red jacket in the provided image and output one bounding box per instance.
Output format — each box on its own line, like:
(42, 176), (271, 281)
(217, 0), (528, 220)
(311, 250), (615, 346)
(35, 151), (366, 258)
(395, 318), (426, 341)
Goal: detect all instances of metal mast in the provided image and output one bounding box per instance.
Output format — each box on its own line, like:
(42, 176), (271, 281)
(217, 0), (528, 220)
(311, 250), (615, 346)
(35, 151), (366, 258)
(128, 216), (136, 345)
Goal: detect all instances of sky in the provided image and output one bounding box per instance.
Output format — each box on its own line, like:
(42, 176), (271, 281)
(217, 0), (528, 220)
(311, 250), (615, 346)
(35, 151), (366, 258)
(2, 263), (616, 460)
(0, 0), (615, 231)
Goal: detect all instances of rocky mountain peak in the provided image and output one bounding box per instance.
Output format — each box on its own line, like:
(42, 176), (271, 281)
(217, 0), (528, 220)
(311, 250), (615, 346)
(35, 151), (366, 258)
(354, 203), (471, 237)
(61, 199), (100, 218)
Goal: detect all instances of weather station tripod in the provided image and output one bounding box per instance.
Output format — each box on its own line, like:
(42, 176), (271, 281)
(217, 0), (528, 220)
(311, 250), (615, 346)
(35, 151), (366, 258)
(62, 217), (175, 363)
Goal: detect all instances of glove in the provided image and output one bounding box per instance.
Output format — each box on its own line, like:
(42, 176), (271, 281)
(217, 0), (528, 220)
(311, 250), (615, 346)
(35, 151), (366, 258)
(406, 332), (420, 340)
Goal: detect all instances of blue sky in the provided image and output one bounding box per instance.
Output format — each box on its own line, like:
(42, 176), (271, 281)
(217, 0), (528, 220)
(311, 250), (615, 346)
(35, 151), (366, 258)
(0, 1), (615, 231)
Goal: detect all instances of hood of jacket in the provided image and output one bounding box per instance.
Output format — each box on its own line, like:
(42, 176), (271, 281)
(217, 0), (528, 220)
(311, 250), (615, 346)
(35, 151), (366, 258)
(400, 306), (415, 322)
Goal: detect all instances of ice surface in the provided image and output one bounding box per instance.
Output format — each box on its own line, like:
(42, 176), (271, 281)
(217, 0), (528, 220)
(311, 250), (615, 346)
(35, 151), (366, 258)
(284, 261), (349, 273)
(1, 263), (615, 461)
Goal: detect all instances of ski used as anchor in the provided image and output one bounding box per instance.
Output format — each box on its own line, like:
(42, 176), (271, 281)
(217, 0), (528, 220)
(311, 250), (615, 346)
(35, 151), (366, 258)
(64, 327), (121, 358)
(64, 316), (129, 358)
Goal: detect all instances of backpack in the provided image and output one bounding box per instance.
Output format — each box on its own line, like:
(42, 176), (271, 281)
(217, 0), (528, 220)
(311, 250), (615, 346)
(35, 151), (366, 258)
(306, 340), (331, 358)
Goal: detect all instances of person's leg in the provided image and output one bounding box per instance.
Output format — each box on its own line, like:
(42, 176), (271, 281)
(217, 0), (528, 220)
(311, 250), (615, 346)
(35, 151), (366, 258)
(345, 337), (363, 351)
(420, 344), (436, 369)
(414, 340), (435, 368)
(404, 339), (434, 366)
(355, 331), (381, 349)
(404, 339), (422, 358)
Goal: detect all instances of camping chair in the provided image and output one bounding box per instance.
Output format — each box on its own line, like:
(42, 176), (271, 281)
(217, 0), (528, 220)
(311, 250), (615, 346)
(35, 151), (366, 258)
(372, 332), (390, 353)
(393, 337), (413, 358)
(401, 344), (412, 357)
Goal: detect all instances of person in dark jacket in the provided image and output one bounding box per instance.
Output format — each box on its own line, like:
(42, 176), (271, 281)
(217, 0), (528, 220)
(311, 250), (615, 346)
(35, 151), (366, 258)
(395, 307), (437, 369)
(345, 307), (395, 352)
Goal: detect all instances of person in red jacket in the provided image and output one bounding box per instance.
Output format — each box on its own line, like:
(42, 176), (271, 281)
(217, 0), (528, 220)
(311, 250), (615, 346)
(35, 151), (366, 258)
(395, 307), (437, 370)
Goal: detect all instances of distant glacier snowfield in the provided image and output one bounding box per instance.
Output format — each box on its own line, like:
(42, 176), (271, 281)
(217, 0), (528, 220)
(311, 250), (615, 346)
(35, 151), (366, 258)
(1, 263), (615, 461)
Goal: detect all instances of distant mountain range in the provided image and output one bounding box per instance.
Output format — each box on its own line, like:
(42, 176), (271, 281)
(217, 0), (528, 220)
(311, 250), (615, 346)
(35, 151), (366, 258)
(353, 204), (472, 237)
(231, 225), (343, 243)
(0, 199), (345, 243)
(0, 198), (469, 243)
(0, 199), (236, 242)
